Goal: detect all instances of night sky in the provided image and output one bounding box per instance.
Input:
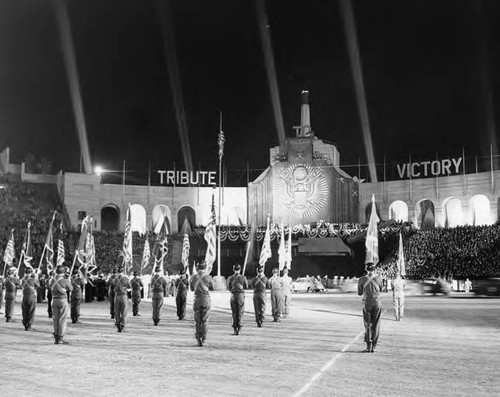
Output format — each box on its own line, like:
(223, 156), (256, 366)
(1, 0), (500, 185)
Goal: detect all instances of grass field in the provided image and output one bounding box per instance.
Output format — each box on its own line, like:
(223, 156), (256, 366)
(0, 292), (498, 397)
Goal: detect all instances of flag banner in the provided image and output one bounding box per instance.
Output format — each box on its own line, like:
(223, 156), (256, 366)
(181, 233), (190, 269)
(41, 211), (57, 274)
(286, 226), (292, 270)
(153, 219), (168, 274)
(278, 225), (286, 271)
(218, 130), (225, 160)
(365, 194), (379, 264)
(2, 229), (15, 276)
(259, 217), (272, 270)
(57, 222), (66, 268)
(122, 205), (133, 272)
(141, 238), (151, 271)
(19, 221), (33, 275)
(204, 195), (217, 273)
(397, 233), (406, 276)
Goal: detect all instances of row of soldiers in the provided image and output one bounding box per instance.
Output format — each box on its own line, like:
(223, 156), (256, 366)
(0, 261), (294, 347)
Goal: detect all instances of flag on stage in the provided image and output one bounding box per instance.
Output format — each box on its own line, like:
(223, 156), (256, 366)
(218, 129), (225, 160)
(2, 229), (15, 276)
(285, 226), (292, 270)
(365, 194), (379, 264)
(397, 233), (406, 276)
(259, 217), (271, 270)
(122, 205), (133, 273)
(204, 195), (217, 274)
(141, 238), (151, 272)
(57, 223), (66, 268)
(278, 225), (286, 271)
(181, 233), (190, 269)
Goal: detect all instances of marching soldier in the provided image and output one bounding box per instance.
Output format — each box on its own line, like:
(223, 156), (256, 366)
(391, 272), (405, 322)
(190, 261), (213, 347)
(150, 267), (168, 326)
(175, 268), (189, 320)
(70, 268), (86, 324)
(269, 267), (283, 322)
(130, 272), (143, 316)
(21, 267), (40, 331)
(49, 266), (73, 344)
(358, 262), (383, 353)
(281, 267), (293, 319)
(95, 274), (106, 301)
(108, 269), (118, 319)
(227, 263), (247, 335)
(252, 265), (268, 327)
(112, 266), (131, 332)
(4, 267), (20, 322)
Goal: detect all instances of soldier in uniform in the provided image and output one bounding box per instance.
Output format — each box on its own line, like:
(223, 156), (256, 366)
(112, 266), (131, 332)
(251, 265), (268, 327)
(130, 272), (143, 316)
(108, 269), (118, 319)
(50, 266), (73, 344)
(46, 271), (55, 318)
(95, 274), (106, 301)
(391, 272), (405, 322)
(227, 263), (247, 335)
(175, 268), (189, 320)
(4, 267), (20, 322)
(357, 262), (383, 353)
(70, 268), (86, 324)
(281, 267), (293, 319)
(269, 267), (283, 322)
(21, 267), (40, 331)
(37, 274), (46, 303)
(150, 267), (168, 326)
(190, 261), (213, 346)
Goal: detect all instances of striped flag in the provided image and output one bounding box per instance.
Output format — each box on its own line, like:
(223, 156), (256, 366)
(2, 229), (15, 276)
(181, 233), (190, 269)
(259, 217), (271, 271)
(286, 226), (292, 270)
(278, 225), (286, 271)
(141, 238), (151, 272)
(396, 233), (406, 276)
(122, 205), (133, 272)
(57, 223), (66, 268)
(204, 195), (217, 273)
(365, 194), (379, 264)
(218, 129), (225, 160)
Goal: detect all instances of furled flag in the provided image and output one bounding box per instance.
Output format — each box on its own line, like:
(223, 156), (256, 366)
(2, 229), (15, 276)
(122, 205), (133, 273)
(153, 218), (169, 274)
(278, 224), (286, 271)
(218, 129), (225, 160)
(19, 221), (33, 274)
(259, 216), (272, 270)
(365, 194), (379, 264)
(40, 211), (56, 275)
(57, 223), (66, 268)
(141, 238), (151, 273)
(72, 216), (90, 274)
(204, 195), (217, 274)
(396, 233), (406, 276)
(285, 226), (293, 270)
(181, 233), (190, 270)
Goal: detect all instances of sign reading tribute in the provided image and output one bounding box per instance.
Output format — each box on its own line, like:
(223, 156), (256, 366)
(157, 170), (217, 186)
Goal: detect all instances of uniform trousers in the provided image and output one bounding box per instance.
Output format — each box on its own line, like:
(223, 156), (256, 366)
(22, 292), (36, 328)
(176, 290), (187, 319)
(193, 297), (211, 342)
(114, 294), (128, 328)
(363, 300), (382, 345)
(393, 295), (404, 320)
(52, 297), (69, 338)
(151, 292), (164, 323)
(4, 293), (16, 320)
(230, 292), (245, 330)
(270, 289), (283, 320)
(253, 292), (266, 325)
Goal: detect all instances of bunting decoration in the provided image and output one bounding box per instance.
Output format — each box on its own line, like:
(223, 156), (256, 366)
(365, 194), (379, 264)
(259, 216), (271, 271)
(204, 195), (217, 274)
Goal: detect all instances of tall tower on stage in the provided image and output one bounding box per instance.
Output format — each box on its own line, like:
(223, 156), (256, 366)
(248, 91), (360, 226)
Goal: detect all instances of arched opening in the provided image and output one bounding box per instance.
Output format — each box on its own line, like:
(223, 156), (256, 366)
(152, 205), (171, 234)
(365, 201), (381, 223)
(101, 205), (120, 232)
(443, 197), (463, 227)
(177, 206), (195, 234)
(415, 199), (435, 230)
(388, 201), (408, 222)
(470, 195), (491, 225)
(130, 204), (147, 235)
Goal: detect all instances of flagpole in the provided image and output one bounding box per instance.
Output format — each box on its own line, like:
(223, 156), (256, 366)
(217, 111), (223, 276)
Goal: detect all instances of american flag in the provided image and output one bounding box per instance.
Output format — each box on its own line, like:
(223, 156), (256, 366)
(19, 221), (33, 273)
(57, 223), (65, 268)
(42, 211), (56, 274)
(204, 195), (217, 273)
(181, 233), (190, 269)
(218, 129), (225, 160)
(141, 238), (150, 271)
(278, 224), (286, 271)
(396, 233), (406, 276)
(365, 194), (379, 265)
(3, 229), (15, 268)
(259, 217), (272, 271)
(122, 206), (133, 272)
(153, 219), (168, 274)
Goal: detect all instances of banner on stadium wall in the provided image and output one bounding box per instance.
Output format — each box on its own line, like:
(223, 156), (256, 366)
(157, 170), (217, 186)
(395, 157), (463, 179)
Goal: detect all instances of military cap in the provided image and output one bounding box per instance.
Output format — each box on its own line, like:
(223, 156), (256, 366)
(365, 262), (375, 271)
(256, 265), (264, 272)
(133, 271), (139, 276)
(197, 261), (207, 270)
(56, 266), (66, 274)
(233, 264), (241, 272)
(154, 267), (161, 273)
(179, 268), (186, 275)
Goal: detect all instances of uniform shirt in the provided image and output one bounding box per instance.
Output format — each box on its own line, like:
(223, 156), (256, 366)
(131, 277), (144, 292)
(50, 275), (73, 299)
(5, 276), (20, 294)
(269, 275), (282, 291)
(391, 278), (405, 296)
(358, 273), (383, 303)
(227, 273), (247, 294)
(150, 274), (168, 295)
(252, 274), (268, 293)
(107, 275), (117, 293)
(175, 276), (189, 292)
(22, 276), (40, 295)
(281, 274), (292, 293)
(71, 276), (85, 298)
(190, 272), (214, 297)
(112, 274), (131, 296)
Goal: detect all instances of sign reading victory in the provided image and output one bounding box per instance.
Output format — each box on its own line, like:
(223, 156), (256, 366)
(396, 157), (463, 179)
